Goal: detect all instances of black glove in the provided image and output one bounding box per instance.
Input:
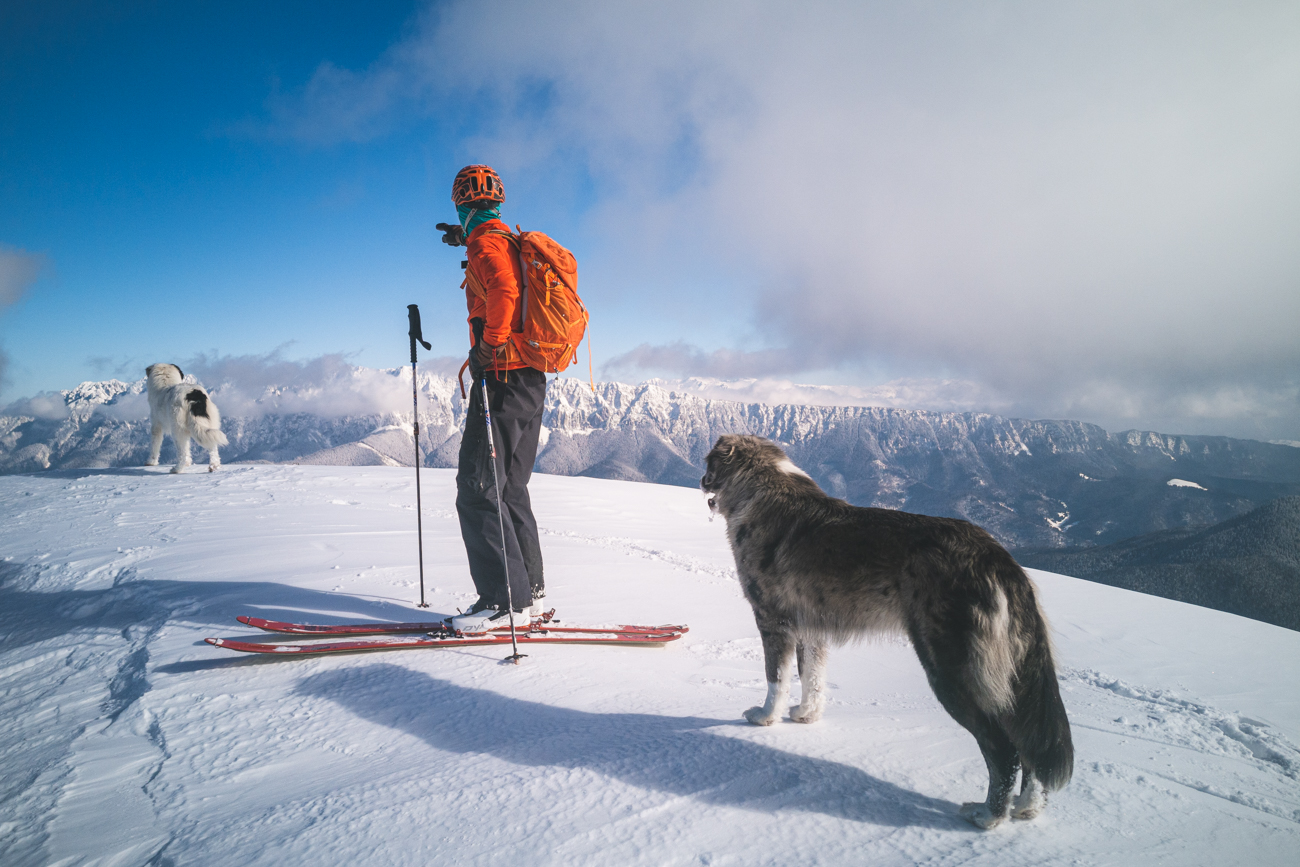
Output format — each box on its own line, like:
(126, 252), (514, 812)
(470, 340), (503, 378)
(435, 222), (466, 247)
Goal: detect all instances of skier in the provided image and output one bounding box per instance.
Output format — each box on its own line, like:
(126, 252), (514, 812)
(439, 165), (547, 632)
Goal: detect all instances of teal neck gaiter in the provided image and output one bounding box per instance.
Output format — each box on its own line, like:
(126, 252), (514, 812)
(457, 204), (501, 237)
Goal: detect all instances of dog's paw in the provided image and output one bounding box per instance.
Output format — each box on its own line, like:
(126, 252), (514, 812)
(789, 704), (823, 724)
(959, 802), (1007, 830)
(145, 459), (158, 466)
(743, 706), (778, 726)
(208, 465), (219, 473)
(1011, 803), (1043, 821)
(1012, 791), (1045, 821)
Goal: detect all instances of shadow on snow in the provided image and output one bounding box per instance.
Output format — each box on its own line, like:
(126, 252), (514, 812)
(0, 560), (449, 658)
(0, 560), (965, 830)
(293, 663), (967, 830)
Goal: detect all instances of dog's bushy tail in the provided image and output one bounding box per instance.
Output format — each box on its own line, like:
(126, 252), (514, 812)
(193, 425), (229, 451)
(185, 389), (229, 451)
(1001, 564), (1074, 792)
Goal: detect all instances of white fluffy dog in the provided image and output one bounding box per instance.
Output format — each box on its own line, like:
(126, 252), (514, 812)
(145, 363), (228, 473)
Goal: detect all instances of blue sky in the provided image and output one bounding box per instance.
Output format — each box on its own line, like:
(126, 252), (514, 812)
(2, 1), (1298, 440)
(2, 0), (503, 383)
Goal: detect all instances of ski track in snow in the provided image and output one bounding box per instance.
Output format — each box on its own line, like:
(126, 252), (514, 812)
(538, 526), (741, 589)
(0, 464), (1297, 866)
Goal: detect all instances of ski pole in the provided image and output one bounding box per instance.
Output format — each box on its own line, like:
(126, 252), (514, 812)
(407, 304), (433, 609)
(481, 376), (526, 664)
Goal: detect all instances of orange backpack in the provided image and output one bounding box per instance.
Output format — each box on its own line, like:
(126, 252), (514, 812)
(501, 227), (587, 374)
(462, 227), (588, 374)
(459, 226), (591, 396)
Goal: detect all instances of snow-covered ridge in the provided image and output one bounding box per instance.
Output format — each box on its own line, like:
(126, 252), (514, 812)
(3, 368), (1300, 548)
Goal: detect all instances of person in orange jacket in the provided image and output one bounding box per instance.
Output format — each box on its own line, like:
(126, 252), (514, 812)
(439, 165), (546, 633)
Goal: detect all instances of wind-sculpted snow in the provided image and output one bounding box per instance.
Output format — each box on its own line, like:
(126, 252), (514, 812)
(3, 371), (1300, 548)
(1, 467), (1298, 865)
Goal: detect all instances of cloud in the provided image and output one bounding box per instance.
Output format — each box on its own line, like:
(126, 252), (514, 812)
(603, 342), (798, 380)
(258, 1), (1300, 438)
(177, 350), (415, 418)
(2, 393), (71, 421)
(164, 349), (459, 417)
(0, 245), (44, 308)
(0, 349), (470, 424)
(0, 244), (48, 391)
(87, 355), (145, 379)
(91, 391), (146, 422)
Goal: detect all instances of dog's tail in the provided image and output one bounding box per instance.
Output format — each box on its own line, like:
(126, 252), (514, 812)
(194, 426), (230, 451)
(962, 552), (1073, 792)
(1000, 563), (1074, 792)
(185, 389), (229, 451)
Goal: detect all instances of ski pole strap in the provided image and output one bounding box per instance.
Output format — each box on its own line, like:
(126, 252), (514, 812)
(407, 304), (431, 362)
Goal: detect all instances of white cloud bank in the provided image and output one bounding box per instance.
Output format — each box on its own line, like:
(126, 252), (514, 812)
(186, 351), (435, 419)
(258, 0), (1300, 439)
(83, 351), (463, 423)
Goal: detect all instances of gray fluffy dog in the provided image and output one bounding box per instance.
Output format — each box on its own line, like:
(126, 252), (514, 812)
(145, 363), (228, 473)
(701, 434), (1073, 829)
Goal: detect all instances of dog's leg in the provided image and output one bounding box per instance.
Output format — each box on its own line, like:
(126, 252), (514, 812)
(745, 625), (795, 726)
(1012, 766), (1046, 820)
(958, 731), (1020, 830)
(207, 442), (221, 472)
(171, 433), (192, 474)
(912, 629), (1019, 829)
(791, 639), (828, 723)
(146, 420), (162, 466)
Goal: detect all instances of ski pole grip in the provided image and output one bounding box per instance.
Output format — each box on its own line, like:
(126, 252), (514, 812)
(407, 304), (432, 362)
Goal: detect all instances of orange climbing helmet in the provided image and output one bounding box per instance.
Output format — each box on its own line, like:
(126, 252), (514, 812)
(451, 164), (506, 207)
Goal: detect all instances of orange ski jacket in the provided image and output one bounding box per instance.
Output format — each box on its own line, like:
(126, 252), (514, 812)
(462, 218), (531, 371)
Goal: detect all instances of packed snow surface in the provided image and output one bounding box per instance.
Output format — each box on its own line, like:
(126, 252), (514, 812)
(1, 465), (1298, 866)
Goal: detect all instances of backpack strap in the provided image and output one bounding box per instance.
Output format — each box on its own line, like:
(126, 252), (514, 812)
(487, 229), (530, 325)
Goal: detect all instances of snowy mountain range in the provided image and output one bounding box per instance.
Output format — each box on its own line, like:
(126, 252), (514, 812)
(4, 368), (1300, 550)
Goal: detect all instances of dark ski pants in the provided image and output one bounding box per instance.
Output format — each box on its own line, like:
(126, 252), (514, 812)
(456, 367), (546, 611)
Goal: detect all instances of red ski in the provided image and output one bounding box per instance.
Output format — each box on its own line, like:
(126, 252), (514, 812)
(235, 612), (689, 638)
(205, 627), (684, 656)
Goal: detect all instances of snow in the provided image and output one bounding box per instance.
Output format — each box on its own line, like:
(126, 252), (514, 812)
(1167, 479), (1208, 490)
(1, 465), (1298, 866)
(648, 376), (1001, 415)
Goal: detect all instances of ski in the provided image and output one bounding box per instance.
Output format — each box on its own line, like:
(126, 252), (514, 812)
(234, 612), (689, 638)
(205, 627), (684, 656)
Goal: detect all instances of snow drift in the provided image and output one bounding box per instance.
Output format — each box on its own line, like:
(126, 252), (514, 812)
(0, 466), (1296, 865)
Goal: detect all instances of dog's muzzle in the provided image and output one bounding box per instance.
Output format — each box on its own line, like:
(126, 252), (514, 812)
(701, 474), (719, 515)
